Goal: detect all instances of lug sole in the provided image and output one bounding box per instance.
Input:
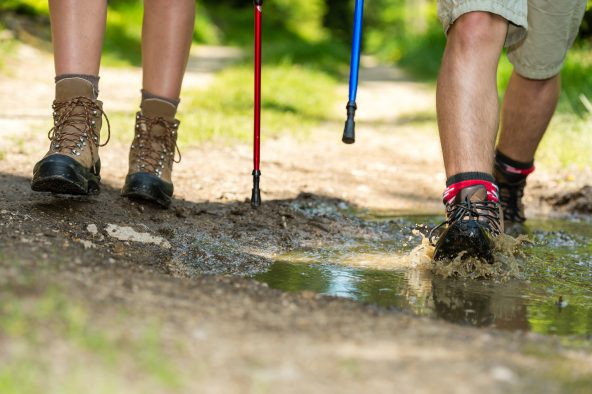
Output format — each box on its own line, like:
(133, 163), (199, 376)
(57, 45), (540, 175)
(31, 155), (100, 195)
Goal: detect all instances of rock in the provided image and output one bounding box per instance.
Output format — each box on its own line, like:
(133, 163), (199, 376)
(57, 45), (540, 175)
(105, 224), (171, 249)
(87, 223), (98, 236)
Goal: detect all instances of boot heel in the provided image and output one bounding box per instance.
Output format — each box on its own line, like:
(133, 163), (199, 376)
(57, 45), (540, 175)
(121, 172), (173, 208)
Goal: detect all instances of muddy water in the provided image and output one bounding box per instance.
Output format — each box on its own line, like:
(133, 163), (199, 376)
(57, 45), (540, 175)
(254, 216), (592, 337)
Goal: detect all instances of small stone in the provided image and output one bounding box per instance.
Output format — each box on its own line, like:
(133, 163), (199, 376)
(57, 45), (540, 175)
(79, 239), (96, 249)
(87, 224), (98, 236)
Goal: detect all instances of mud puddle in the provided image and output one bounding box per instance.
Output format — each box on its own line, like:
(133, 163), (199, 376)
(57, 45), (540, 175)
(254, 215), (592, 337)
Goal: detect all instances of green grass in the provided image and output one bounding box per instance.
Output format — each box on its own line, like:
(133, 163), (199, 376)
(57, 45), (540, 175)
(0, 22), (17, 73)
(536, 114), (592, 170)
(178, 62), (339, 145)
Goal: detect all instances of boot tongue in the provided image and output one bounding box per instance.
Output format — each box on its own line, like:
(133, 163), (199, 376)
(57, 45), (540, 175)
(140, 99), (177, 138)
(455, 185), (488, 203)
(55, 78), (95, 100)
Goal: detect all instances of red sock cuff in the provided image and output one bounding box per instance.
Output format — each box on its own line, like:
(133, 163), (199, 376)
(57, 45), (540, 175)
(443, 180), (499, 204)
(498, 162), (535, 176)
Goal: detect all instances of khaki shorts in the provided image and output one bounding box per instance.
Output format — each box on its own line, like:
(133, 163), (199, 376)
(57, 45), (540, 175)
(438, 0), (587, 79)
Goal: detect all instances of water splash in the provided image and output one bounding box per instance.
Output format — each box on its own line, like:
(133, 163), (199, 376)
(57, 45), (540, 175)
(254, 216), (592, 337)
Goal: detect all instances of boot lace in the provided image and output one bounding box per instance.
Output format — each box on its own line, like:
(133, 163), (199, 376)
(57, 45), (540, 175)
(132, 114), (181, 177)
(429, 198), (502, 245)
(48, 97), (111, 167)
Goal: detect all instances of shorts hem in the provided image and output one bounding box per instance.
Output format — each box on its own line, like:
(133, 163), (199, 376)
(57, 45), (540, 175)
(509, 58), (562, 80)
(441, 0), (527, 47)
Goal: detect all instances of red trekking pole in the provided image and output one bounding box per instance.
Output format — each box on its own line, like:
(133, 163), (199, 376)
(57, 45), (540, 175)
(251, 0), (263, 208)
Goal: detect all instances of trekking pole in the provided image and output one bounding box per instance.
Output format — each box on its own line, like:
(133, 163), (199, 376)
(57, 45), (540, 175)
(342, 0), (365, 144)
(251, 0), (263, 208)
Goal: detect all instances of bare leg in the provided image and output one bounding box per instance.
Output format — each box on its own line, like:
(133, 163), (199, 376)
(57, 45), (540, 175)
(436, 12), (508, 178)
(142, 0), (196, 100)
(497, 72), (560, 162)
(49, 0), (107, 76)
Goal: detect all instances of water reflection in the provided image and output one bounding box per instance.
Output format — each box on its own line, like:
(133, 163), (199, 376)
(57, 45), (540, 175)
(254, 217), (592, 337)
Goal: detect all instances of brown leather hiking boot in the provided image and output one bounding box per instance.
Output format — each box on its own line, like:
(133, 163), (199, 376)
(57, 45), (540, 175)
(121, 99), (181, 208)
(31, 77), (110, 195)
(430, 185), (504, 263)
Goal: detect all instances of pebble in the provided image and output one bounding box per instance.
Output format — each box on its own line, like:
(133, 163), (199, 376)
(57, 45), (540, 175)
(87, 224), (98, 236)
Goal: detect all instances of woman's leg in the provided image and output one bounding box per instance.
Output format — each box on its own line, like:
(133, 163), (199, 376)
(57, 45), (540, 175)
(121, 0), (195, 208)
(141, 0), (195, 100)
(50, 0), (107, 77)
(31, 1), (108, 195)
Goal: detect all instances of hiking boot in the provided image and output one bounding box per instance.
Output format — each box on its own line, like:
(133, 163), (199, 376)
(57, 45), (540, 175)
(494, 163), (527, 224)
(32, 77), (110, 195)
(121, 99), (181, 208)
(430, 185), (504, 263)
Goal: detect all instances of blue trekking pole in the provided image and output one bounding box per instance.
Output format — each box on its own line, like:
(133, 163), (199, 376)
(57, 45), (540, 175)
(342, 0), (365, 144)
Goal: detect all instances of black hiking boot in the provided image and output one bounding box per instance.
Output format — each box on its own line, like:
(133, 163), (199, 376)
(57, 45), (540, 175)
(494, 163), (528, 225)
(430, 185), (504, 263)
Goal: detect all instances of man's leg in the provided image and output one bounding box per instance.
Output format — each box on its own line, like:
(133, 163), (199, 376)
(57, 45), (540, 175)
(494, 0), (587, 224)
(31, 1), (108, 195)
(497, 72), (560, 163)
(121, 0), (195, 208)
(436, 12), (508, 177)
(430, 12), (509, 262)
(492, 73), (560, 224)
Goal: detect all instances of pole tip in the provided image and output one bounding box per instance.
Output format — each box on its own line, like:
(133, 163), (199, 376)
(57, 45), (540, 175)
(342, 119), (355, 144)
(251, 188), (261, 208)
(251, 170), (261, 208)
(342, 101), (357, 144)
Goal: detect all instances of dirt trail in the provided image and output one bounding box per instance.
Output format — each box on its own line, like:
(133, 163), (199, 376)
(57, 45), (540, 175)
(1, 42), (592, 393)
